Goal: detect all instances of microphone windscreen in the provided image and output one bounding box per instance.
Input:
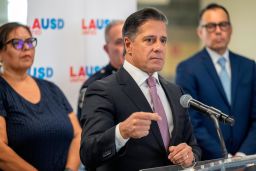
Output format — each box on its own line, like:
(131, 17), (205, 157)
(180, 94), (192, 108)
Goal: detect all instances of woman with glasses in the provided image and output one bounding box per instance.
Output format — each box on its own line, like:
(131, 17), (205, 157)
(0, 22), (81, 171)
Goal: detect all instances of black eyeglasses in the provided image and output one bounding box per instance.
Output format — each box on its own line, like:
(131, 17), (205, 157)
(4, 37), (37, 50)
(201, 21), (231, 33)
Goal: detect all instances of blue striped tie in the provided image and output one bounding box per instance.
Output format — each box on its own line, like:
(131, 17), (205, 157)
(218, 57), (231, 104)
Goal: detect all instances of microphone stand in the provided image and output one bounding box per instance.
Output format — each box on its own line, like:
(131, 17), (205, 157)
(208, 110), (228, 159)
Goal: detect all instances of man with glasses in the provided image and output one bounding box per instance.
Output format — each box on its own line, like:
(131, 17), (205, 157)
(176, 3), (256, 160)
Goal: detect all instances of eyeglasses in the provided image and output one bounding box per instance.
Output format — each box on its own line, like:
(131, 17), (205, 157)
(4, 37), (37, 50)
(201, 21), (231, 33)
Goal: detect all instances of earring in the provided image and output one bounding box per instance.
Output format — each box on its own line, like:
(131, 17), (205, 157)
(0, 61), (3, 74)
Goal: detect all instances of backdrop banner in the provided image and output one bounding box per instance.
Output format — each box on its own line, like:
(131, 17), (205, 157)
(27, 0), (136, 110)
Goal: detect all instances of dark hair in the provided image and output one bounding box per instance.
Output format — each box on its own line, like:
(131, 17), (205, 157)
(199, 3), (230, 24)
(122, 7), (168, 55)
(0, 22), (32, 51)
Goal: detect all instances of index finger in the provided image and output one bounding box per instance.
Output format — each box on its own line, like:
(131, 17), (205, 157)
(136, 112), (162, 121)
(174, 143), (188, 152)
(172, 143), (188, 154)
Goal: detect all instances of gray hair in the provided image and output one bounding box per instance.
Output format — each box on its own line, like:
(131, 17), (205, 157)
(104, 20), (124, 43)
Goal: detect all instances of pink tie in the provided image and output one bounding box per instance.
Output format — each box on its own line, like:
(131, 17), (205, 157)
(147, 76), (170, 150)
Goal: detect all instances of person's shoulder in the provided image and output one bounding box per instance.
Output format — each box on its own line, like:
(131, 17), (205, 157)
(178, 49), (206, 66)
(176, 49), (207, 73)
(80, 64), (113, 89)
(230, 51), (255, 64)
(34, 77), (56, 87)
(92, 72), (117, 86)
(86, 71), (117, 92)
(33, 77), (61, 93)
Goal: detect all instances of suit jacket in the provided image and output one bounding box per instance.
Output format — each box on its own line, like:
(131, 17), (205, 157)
(176, 48), (256, 160)
(80, 67), (201, 171)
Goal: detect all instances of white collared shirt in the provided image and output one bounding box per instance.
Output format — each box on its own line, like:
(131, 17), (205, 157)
(206, 48), (231, 78)
(115, 60), (173, 151)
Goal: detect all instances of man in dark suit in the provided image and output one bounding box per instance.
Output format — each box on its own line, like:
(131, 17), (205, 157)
(176, 3), (256, 160)
(80, 8), (201, 171)
(77, 20), (124, 122)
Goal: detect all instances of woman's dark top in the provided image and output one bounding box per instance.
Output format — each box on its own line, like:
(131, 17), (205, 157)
(0, 76), (73, 171)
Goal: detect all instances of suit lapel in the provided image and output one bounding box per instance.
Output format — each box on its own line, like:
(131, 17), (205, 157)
(117, 67), (151, 112)
(116, 68), (165, 150)
(201, 49), (230, 106)
(229, 52), (240, 106)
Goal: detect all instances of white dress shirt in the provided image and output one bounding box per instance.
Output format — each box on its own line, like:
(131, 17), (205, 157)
(206, 48), (231, 78)
(115, 60), (173, 151)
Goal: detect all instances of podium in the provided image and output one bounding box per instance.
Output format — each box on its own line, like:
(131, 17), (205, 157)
(140, 154), (256, 171)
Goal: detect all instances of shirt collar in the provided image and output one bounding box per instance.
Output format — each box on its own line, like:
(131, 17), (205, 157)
(206, 47), (230, 64)
(123, 60), (159, 86)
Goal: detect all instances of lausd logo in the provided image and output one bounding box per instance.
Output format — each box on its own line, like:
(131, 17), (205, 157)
(81, 19), (110, 35)
(28, 67), (54, 79)
(31, 18), (64, 35)
(69, 65), (102, 82)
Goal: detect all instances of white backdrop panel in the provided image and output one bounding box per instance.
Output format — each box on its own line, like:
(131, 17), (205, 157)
(27, 0), (136, 110)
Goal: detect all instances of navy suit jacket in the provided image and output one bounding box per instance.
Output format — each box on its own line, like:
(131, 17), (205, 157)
(176, 48), (256, 160)
(80, 67), (201, 171)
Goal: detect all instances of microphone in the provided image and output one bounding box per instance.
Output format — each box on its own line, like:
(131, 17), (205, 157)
(180, 94), (235, 126)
